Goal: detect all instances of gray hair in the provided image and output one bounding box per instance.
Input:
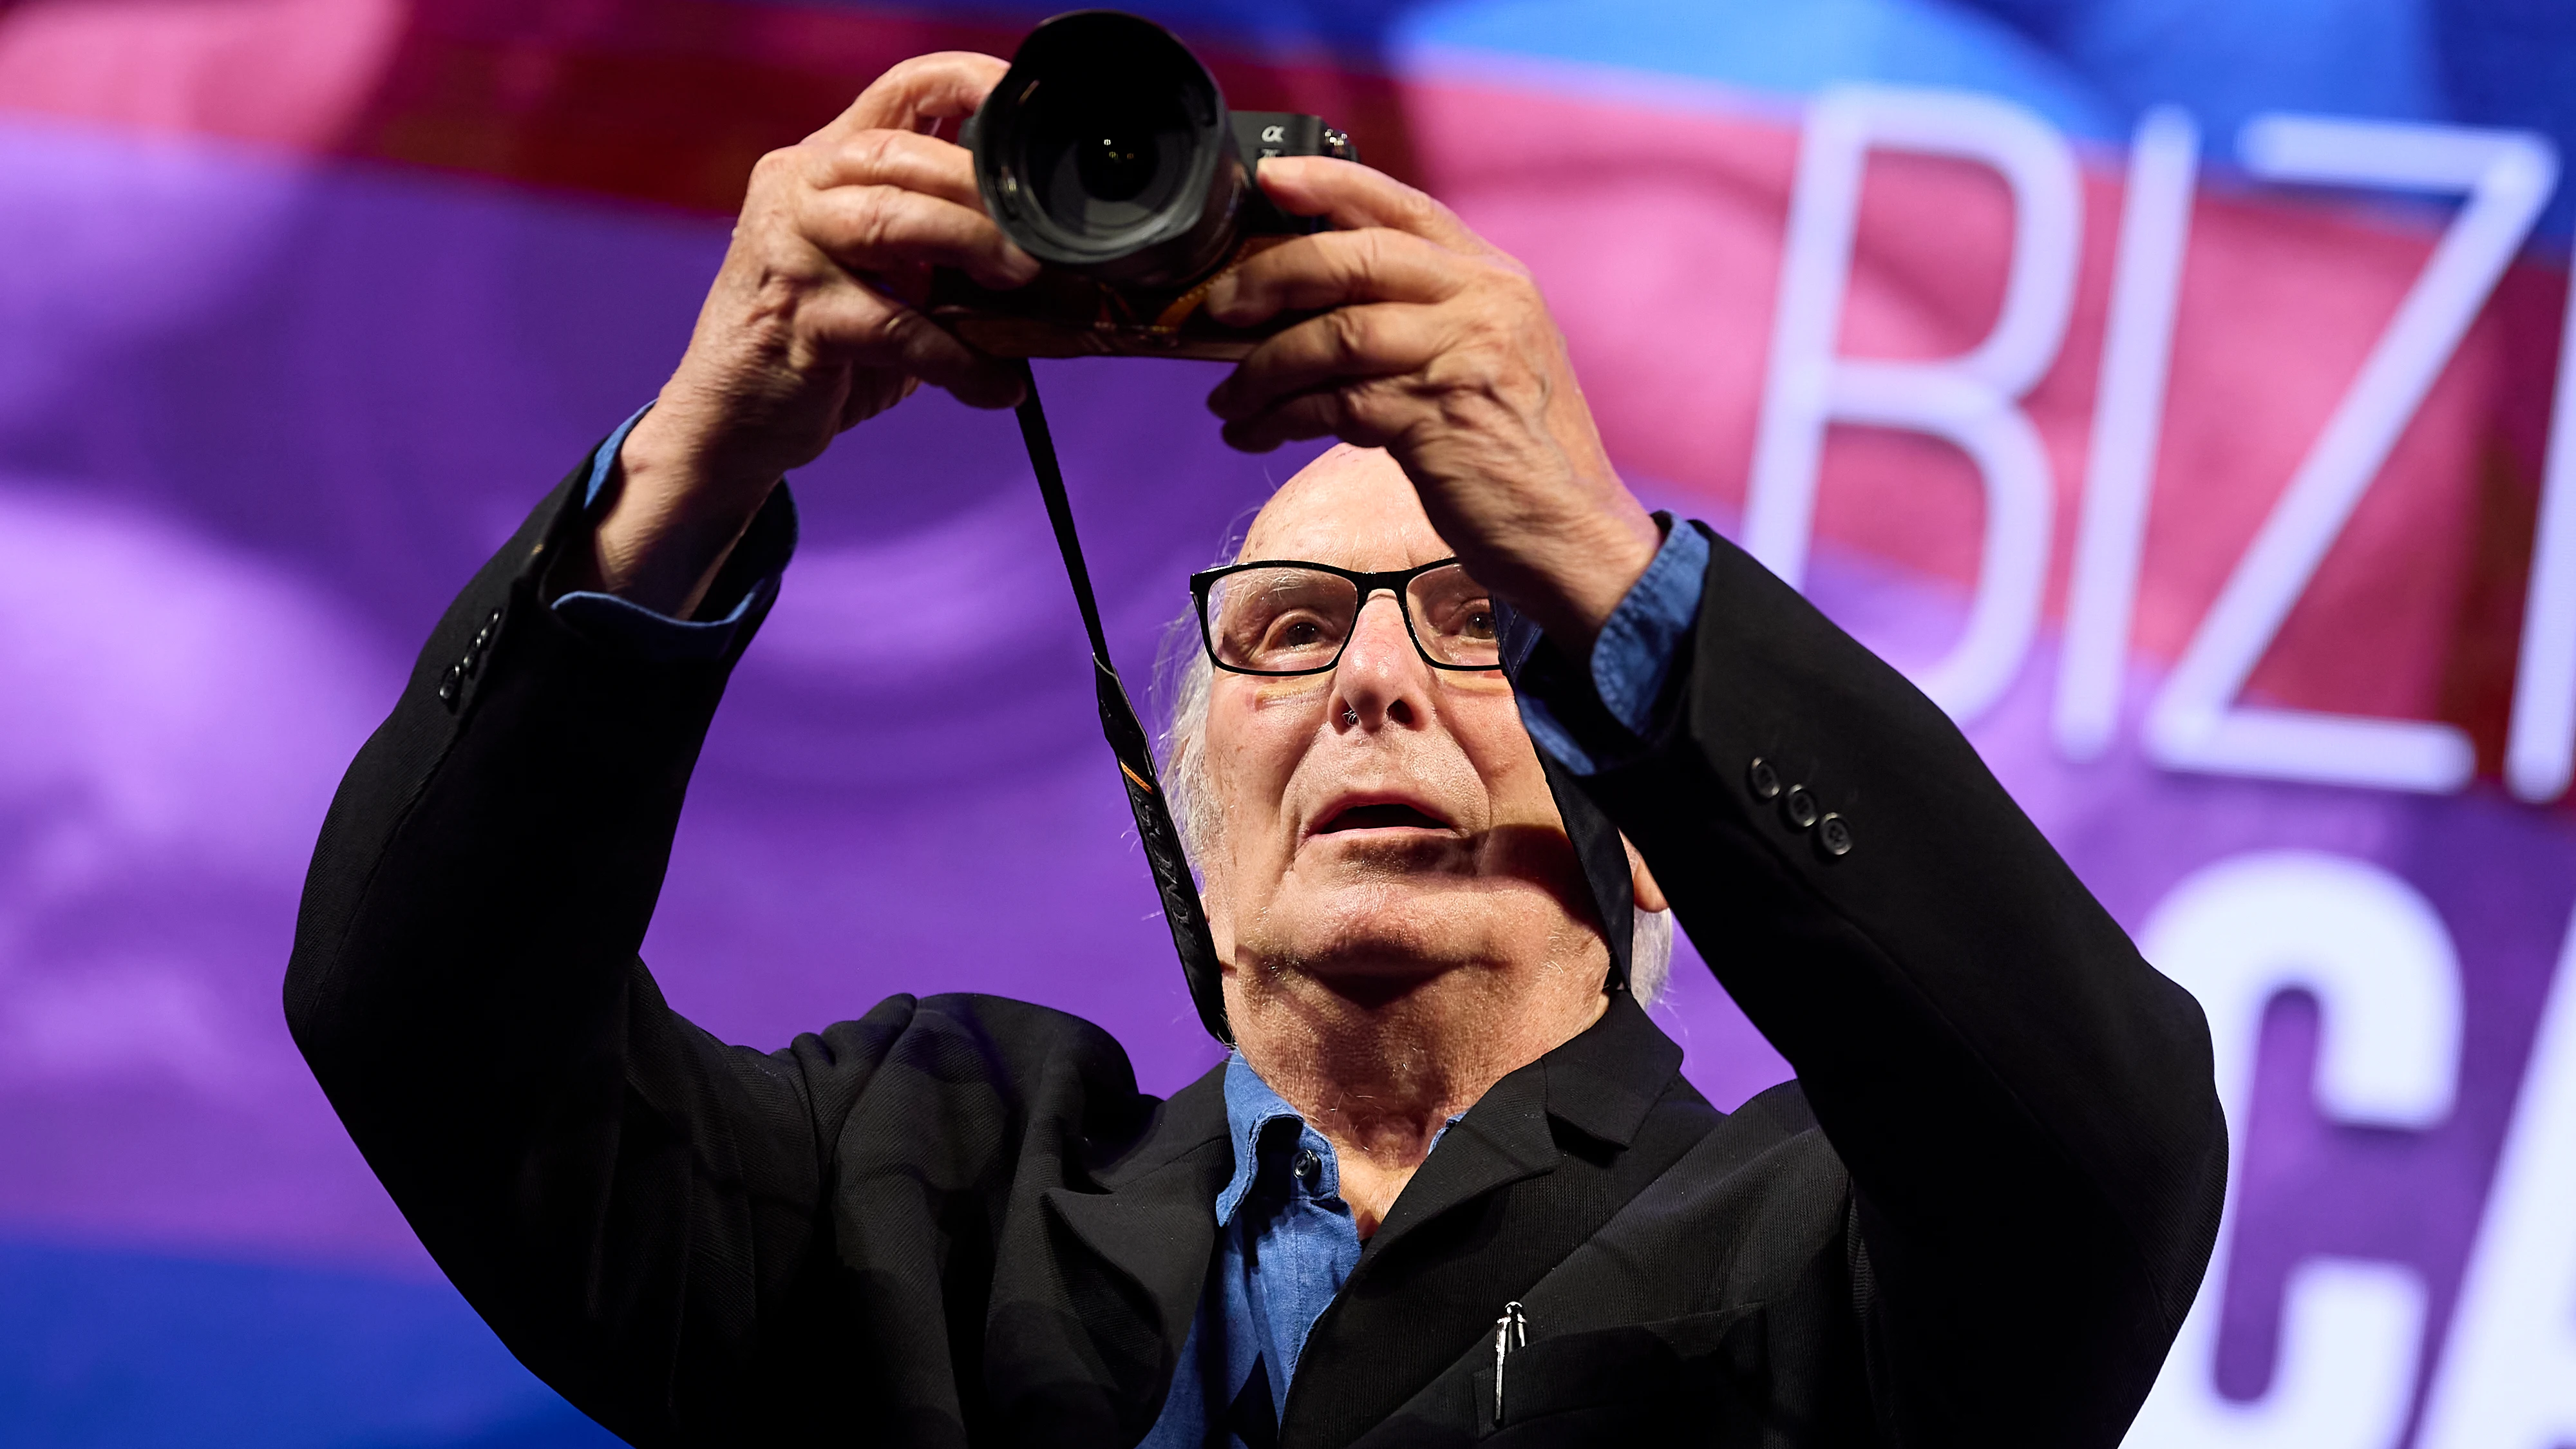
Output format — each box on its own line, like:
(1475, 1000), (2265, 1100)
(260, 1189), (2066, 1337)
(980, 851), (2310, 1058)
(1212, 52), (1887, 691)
(1153, 607), (1676, 1005)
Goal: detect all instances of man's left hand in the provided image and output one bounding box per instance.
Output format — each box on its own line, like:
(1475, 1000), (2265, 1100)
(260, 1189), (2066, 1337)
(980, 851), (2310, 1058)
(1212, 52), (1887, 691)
(1203, 158), (1664, 661)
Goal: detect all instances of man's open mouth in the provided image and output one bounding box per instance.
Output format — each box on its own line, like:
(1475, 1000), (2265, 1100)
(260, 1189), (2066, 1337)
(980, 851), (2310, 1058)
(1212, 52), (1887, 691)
(1315, 802), (1450, 833)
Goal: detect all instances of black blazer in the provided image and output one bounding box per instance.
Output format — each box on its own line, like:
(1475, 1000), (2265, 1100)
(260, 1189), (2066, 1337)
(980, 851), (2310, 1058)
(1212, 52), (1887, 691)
(286, 466), (2224, 1448)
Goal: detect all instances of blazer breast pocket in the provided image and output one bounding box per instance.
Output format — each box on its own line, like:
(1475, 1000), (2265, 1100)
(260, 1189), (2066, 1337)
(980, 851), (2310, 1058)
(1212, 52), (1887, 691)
(1471, 1305), (1769, 1447)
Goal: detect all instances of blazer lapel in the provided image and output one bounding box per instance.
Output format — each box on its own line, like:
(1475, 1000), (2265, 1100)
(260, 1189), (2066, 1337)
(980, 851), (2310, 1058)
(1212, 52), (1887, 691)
(1278, 994), (1707, 1449)
(1041, 1130), (1229, 1338)
(1359, 1053), (1562, 1260)
(990, 1065), (1232, 1444)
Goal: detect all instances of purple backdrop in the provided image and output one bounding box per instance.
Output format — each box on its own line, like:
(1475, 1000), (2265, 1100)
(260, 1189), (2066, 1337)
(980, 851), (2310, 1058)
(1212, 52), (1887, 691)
(8, 2), (2576, 1445)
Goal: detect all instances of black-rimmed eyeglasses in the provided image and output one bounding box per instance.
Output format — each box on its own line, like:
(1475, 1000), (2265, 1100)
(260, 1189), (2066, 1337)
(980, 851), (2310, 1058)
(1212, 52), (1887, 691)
(1189, 558), (1502, 676)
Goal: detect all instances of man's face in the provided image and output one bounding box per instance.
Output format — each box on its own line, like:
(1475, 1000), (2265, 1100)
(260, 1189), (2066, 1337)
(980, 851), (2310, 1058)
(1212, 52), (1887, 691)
(1199, 446), (1604, 1001)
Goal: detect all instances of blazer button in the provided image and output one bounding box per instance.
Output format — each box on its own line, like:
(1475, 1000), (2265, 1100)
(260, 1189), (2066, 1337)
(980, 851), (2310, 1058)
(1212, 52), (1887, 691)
(466, 611), (500, 677)
(1747, 757), (1782, 800)
(1817, 812), (1853, 857)
(1783, 786), (1820, 831)
(436, 663), (462, 710)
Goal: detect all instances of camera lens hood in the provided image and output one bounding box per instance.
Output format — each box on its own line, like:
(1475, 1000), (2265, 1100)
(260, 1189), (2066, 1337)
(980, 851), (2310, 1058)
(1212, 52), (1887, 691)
(965, 10), (1248, 289)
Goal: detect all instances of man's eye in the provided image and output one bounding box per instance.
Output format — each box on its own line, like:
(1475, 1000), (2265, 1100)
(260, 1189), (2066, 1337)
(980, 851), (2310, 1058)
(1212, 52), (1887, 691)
(1262, 613), (1336, 653)
(1428, 598), (1494, 639)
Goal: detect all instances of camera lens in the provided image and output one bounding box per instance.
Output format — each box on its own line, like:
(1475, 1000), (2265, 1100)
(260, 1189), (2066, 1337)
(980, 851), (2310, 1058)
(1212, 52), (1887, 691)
(1077, 126), (1157, 202)
(1021, 85), (1193, 236)
(970, 12), (1247, 289)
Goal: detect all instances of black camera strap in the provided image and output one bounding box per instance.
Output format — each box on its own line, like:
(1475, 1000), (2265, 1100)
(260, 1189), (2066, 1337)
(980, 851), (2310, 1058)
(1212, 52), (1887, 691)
(1014, 366), (1233, 1044)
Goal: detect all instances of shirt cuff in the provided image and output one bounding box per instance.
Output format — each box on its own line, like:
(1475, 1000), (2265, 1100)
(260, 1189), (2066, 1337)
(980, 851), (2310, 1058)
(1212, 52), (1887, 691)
(580, 401), (655, 509)
(1510, 520), (1709, 776)
(549, 404), (797, 664)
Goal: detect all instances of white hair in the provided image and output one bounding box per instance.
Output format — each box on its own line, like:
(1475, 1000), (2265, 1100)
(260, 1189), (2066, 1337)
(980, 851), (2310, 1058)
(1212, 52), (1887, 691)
(1153, 605), (1676, 1005)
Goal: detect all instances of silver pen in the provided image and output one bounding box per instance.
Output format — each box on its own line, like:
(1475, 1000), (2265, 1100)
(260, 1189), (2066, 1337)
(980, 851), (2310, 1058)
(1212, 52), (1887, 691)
(1492, 1300), (1528, 1423)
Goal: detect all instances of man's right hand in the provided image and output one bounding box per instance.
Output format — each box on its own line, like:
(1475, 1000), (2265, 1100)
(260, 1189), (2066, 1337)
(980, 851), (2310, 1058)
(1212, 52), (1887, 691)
(591, 52), (1036, 618)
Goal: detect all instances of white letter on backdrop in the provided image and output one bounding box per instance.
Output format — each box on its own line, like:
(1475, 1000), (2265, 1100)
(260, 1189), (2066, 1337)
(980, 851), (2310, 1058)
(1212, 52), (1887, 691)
(2505, 231), (2576, 802)
(2125, 851), (2462, 1449)
(2416, 899), (2576, 1448)
(2145, 118), (2555, 791)
(1746, 86), (2081, 723)
(2055, 106), (2199, 761)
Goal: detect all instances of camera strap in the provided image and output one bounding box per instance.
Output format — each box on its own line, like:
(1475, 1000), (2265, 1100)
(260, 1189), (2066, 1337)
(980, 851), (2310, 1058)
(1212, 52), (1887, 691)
(1014, 365), (1233, 1044)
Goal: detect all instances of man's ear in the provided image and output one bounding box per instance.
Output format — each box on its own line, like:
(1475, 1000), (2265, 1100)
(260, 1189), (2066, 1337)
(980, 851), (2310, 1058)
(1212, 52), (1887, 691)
(1623, 835), (1669, 914)
(1618, 830), (1680, 907)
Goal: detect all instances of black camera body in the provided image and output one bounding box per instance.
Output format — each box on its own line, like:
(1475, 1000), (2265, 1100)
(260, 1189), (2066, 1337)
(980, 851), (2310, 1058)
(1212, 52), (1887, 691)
(932, 10), (1355, 361)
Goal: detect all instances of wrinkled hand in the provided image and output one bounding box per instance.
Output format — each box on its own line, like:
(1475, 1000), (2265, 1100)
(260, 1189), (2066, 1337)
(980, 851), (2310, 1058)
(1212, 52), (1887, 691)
(600, 52), (1036, 615)
(1204, 158), (1662, 659)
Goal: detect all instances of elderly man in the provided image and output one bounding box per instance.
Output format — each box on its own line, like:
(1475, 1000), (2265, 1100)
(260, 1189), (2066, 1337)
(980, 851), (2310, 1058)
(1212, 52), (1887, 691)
(287, 51), (2223, 1449)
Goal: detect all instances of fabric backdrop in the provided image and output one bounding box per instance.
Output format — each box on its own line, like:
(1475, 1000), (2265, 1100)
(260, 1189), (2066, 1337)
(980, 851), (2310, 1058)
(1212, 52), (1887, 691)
(4, 2), (2575, 1445)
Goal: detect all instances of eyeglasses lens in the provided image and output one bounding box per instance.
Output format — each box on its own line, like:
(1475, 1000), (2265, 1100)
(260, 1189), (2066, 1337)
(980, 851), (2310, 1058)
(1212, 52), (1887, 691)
(1206, 564), (1501, 674)
(1406, 564), (1500, 667)
(1208, 567), (1359, 674)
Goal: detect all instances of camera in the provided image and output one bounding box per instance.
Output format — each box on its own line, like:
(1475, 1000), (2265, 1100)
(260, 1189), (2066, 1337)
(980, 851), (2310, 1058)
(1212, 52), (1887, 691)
(931, 10), (1356, 361)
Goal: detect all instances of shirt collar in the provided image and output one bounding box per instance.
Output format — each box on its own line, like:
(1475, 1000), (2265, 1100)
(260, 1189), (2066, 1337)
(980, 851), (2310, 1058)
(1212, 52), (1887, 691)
(1217, 1052), (1481, 1228)
(1217, 1051), (1313, 1226)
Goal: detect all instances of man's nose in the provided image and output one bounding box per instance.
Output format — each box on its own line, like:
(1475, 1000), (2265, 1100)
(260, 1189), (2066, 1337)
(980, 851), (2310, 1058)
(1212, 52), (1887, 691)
(1332, 592), (1431, 732)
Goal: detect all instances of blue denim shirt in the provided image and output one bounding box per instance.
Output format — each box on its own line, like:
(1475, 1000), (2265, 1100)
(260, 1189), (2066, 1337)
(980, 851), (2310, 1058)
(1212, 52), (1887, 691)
(547, 403), (783, 658)
(1508, 518), (1708, 773)
(1138, 1054), (1370, 1446)
(549, 418), (1713, 1442)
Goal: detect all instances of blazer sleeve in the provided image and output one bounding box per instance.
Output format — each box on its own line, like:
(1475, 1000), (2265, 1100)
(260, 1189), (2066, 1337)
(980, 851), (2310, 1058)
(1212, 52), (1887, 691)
(1567, 525), (2227, 1448)
(284, 465), (914, 1444)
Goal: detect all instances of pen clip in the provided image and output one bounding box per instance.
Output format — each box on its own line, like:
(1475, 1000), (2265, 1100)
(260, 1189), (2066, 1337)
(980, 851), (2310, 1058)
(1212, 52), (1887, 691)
(1492, 1301), (1528, 1424)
